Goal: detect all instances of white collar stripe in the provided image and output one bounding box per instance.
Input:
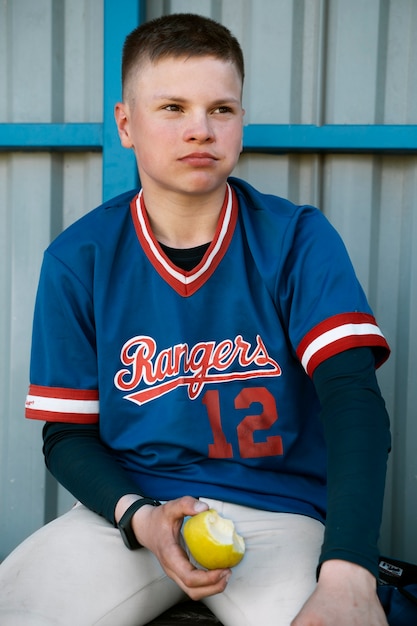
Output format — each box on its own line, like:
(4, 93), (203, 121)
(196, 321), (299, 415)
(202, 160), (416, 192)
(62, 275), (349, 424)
(136, 184), (233, 287)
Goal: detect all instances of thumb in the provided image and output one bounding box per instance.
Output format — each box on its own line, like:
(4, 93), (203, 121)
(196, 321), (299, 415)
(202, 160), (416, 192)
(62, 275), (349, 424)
(193, 500), (209, 514)
(173, 495), (208, 517)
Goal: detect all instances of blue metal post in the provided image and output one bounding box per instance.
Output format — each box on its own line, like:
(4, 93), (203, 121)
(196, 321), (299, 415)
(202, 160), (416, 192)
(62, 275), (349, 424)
(102, 0), (145, 201)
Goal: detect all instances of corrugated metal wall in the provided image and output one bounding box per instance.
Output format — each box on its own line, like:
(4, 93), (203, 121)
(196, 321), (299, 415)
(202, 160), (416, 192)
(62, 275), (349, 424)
(1, 0), (416, 565)
(0, 0), (104, 558)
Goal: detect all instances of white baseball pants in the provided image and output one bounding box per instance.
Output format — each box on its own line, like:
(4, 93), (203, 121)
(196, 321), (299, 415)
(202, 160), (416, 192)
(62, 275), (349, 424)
(0, 498), (323, 626)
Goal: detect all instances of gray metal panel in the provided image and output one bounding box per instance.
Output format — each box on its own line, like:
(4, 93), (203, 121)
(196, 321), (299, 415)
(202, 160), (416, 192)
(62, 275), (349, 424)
(0, 153), (52, 557)
(1, 0), (417, 569)
(0, 0), (103, 559)
(0, 151), (102, 559)
(0, 0), (103, 124)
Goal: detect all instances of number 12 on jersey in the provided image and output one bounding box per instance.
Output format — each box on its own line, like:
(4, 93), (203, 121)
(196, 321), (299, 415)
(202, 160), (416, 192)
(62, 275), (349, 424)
(202, 387), (284, 459)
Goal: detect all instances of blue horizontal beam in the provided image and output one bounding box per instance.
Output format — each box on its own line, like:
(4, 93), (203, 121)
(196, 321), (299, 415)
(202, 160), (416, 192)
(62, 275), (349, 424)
(0, 123), (102, 151)
(0, 122), (416, 154)
(243, 124), (417, 154)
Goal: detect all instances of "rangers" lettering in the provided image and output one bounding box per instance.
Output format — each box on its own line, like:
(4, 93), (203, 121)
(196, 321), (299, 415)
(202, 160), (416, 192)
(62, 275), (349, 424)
(114, 334), (281, 405)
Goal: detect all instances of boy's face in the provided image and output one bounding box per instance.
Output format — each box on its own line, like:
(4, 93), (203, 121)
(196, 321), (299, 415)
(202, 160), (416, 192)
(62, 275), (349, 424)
(115, 55), (244, 198)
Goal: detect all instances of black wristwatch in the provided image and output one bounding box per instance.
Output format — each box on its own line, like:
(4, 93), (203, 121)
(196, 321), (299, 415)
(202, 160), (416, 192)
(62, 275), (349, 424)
(117, 497), (161, 550)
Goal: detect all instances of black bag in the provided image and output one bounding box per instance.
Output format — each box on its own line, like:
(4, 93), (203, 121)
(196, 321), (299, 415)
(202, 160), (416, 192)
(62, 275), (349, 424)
(377, 556), (417, 625)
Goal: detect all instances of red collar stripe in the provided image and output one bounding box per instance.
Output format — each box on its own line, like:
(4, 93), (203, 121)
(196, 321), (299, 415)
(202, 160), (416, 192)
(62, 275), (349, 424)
(131, 184), (237, 296)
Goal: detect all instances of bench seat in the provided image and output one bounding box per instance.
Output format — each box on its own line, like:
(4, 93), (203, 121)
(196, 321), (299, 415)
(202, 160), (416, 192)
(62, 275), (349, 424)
(146, 600), (222, 624)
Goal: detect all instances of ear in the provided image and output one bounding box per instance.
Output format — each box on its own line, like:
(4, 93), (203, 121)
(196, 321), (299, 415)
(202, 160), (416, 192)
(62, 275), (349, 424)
(114, 102), (133, 149)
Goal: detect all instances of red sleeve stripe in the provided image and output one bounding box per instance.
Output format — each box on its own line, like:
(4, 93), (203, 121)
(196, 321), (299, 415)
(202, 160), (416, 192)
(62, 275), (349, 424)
(297, 313), (390, 377)
(25, 385), (99, 423)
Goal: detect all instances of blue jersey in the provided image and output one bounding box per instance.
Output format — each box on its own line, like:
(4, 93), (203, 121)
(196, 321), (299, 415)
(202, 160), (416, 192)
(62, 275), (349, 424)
(25, 177), (389, 523)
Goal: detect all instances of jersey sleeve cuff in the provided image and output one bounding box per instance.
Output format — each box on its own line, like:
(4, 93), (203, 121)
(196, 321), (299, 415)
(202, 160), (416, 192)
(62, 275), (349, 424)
(25, 384), (99, 423)
(297, 312), (390, 378)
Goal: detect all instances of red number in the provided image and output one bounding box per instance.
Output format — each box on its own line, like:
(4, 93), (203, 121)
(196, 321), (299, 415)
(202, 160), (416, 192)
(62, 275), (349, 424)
(203, 390), (233, 458)
(235, 387), (283, 458)
(202, 387), (283, 459)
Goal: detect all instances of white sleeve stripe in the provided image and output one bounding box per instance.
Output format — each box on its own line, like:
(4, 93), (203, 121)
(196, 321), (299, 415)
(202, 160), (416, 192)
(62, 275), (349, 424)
(301, 322), (385, 371)
(25, 395), (99, 414)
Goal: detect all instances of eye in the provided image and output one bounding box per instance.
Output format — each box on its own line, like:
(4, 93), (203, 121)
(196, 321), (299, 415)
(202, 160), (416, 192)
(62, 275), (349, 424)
(214, 105), (233, 114)
(163, 104), (182, 112)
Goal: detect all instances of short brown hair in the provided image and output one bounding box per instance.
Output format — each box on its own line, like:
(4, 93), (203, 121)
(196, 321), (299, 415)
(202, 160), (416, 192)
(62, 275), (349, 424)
(122, 13), (245, 99)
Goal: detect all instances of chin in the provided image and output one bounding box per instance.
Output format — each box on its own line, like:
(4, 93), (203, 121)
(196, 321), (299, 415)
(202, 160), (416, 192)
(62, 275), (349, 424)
(182, 174), (229, 195)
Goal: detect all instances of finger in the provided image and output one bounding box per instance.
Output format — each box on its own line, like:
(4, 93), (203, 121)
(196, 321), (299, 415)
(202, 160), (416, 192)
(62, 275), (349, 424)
(161, 538), (229, 581)
(168, 565), (232, 601)
(162, 541), (232, 593)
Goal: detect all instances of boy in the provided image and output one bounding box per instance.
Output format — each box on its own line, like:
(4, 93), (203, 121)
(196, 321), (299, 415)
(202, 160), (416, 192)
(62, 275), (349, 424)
(0, 13), (390, 626)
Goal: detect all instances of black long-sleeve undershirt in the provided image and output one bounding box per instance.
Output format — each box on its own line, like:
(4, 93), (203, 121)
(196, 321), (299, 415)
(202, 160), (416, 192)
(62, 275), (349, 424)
(314, 346), (391, 576)
(42, 421), (142, 525)
(42, 346), (390, 577)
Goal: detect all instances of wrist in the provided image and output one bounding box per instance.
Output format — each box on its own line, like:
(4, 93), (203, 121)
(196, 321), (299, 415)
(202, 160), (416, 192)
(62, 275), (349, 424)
(319, 559), (377, 590)
(114, 494), (144, 525)
(116, 496), (161, 549)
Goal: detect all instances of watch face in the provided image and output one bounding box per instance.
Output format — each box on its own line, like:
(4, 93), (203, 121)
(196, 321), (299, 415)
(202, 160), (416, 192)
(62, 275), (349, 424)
(118, 509), (140, 549)
(120, 526), (139, 550)
(119, 518), (140, 549)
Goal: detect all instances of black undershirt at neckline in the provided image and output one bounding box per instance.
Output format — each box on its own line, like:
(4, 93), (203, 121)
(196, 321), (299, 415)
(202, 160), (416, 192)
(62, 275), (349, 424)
(159, 241), (210, 272)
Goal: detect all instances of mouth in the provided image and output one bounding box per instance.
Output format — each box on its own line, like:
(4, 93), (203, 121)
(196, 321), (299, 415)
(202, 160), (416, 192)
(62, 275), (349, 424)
(180, 152), (218, 167)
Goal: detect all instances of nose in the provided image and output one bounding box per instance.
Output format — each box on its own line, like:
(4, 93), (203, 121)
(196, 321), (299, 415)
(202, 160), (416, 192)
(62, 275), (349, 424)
(184, 111), (214, 143)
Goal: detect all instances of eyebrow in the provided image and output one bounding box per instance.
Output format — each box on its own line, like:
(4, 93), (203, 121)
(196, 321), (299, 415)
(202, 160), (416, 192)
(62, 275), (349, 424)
(153, 94), (241, 105)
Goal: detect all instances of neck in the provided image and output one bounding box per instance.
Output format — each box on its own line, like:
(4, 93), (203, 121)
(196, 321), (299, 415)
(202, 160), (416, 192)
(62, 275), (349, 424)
(140, 185), (228, 249)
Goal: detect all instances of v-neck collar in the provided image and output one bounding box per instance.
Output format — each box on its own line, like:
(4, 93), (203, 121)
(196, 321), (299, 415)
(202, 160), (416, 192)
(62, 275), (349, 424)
(130, 183), (238, 297)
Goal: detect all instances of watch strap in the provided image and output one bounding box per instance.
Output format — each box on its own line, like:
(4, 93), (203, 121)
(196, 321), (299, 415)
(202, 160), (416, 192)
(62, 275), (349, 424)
(117, 497), (161, 550)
